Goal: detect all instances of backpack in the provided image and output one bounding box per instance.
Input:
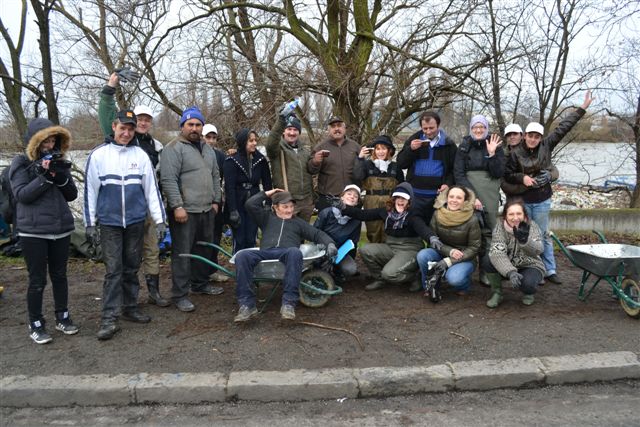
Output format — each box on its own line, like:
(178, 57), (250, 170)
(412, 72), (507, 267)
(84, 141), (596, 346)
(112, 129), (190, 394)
(0, 165), (15, 225)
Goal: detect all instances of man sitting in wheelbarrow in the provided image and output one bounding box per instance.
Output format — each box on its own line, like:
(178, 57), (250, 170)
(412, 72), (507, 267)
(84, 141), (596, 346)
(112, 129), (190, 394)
(234, 188), (337, 322)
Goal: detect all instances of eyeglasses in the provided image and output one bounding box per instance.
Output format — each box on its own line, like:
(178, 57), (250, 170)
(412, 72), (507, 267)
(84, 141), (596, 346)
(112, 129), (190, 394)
(471, 125), (486, 131)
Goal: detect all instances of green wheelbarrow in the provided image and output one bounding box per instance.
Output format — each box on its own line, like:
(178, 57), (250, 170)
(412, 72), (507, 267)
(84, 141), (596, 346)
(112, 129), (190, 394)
(551, 230), (640, 319)
(179, 242), (343, 310)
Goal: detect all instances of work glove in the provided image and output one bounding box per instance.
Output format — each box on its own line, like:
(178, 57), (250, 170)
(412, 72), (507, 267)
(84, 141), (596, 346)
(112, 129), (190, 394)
(114, 67), (140, 84)
(85, 226), (99, 247)
(533, 170), (551, 188)
(156, 223), (166, 243)
(433, 259), (448, 276)
(508, 271), (523, 289)
(229, 210), (241, 228)
(326, 243), (338, 259)
(429, 236), (443, 251)
(513, 222), (530, 244)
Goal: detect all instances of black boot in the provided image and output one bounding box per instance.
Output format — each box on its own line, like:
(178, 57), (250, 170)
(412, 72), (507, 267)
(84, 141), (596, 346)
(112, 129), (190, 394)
(146, 274), (170, 307)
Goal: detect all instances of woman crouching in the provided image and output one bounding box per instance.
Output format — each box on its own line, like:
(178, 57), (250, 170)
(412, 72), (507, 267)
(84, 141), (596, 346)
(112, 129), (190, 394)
(417, 186), (481, 300)
(485, 197), (544, 307)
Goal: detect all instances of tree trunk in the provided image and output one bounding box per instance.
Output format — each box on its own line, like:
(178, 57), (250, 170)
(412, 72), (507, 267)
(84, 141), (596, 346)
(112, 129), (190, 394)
(30, 0), (59, 124)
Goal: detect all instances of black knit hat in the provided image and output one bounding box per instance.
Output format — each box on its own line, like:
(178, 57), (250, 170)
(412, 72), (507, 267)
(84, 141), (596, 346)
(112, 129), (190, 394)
(368, 135), (395, 155)
(284, 115), (302, 132)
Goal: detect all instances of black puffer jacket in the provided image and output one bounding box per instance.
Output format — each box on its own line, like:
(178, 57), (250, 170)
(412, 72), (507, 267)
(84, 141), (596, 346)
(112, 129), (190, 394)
(9, 118), (77, 236)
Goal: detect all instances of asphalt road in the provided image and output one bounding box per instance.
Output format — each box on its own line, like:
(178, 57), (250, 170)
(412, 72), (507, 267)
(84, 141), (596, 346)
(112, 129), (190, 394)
(2, 380), (639, 426)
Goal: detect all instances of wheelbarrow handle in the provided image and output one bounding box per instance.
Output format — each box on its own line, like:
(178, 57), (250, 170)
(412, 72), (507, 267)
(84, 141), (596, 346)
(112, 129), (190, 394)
(196, 241), (233, 258)
(592, 230), (608, 244)
(549, 231), (579, 268)
(178, 253), (235, 278)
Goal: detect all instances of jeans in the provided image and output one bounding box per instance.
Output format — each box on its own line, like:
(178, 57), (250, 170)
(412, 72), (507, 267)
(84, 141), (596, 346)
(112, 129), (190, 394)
(100, 222), (145, 321)
(234, 247), (303, 308)
(416, 248), (475, 292)
(524, 199), (555, 276)
(169, 210), (215, 300)
(21, 236), (71, 323)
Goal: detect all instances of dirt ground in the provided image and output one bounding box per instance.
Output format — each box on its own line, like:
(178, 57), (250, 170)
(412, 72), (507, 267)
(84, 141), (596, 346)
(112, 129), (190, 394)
(1, 233), (639, 377)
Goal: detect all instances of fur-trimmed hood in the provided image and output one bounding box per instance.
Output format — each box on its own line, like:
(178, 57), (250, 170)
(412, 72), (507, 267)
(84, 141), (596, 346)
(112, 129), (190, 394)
(23, 118), (72, 161)
(433, 186), (476, 212)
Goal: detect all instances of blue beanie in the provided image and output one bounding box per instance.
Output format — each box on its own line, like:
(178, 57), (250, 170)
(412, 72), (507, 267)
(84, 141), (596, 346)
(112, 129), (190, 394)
(180, 106), (205, 127)
(469, 115), (489, 140)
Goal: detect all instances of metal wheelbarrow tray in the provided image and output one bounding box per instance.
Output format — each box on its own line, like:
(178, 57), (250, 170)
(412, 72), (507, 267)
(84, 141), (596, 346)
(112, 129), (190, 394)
(181, 242), (341, 309)
(551, 231), (640, 319)
(566, 244), (640, 277)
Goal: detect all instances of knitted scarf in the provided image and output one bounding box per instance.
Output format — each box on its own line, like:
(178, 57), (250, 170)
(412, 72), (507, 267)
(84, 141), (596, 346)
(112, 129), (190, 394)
(385, 209), (409, 230)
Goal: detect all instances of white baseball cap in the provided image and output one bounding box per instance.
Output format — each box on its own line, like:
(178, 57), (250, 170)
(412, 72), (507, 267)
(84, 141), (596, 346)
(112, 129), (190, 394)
(133, 105), (154, 118)
(203, 124), (218, 136)
(341, 184), (361, 195)
(504, 123), (523, 135)
(525, 122), (544, 135)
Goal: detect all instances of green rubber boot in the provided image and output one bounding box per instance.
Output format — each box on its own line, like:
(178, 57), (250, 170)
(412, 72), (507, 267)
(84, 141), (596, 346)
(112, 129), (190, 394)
(486, 273), (503, 308)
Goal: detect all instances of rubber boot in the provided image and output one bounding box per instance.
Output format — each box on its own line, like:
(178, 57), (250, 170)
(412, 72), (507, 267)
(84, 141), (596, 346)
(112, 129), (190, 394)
(146, 274), (170, 307)
(485, 273), (503, 308)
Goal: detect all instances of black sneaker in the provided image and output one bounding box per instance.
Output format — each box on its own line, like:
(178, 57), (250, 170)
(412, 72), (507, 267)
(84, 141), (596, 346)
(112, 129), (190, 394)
(121, 310), (151, 323)
(29, 320), (53, 344)
(546, 274), (563, 284)
(96, 322), (120, 341)
(191, 284), (224, 295)
(55, 311), (79, 335)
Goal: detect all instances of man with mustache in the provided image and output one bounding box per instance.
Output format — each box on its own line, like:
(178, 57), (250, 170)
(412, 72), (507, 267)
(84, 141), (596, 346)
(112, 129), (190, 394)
(307, 116), (360, 211)
(160, 107), (223, 313)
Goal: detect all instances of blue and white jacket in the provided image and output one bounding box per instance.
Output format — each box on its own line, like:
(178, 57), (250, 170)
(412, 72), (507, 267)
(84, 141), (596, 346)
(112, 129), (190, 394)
(83, 137), (166, 228)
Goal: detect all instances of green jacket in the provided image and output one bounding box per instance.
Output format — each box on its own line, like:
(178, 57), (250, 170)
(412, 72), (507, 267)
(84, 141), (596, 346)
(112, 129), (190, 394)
(265, 117), (313, 200)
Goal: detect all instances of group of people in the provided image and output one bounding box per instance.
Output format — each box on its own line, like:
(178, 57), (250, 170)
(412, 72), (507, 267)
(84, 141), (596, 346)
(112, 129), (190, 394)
(6, 69), (593, 343)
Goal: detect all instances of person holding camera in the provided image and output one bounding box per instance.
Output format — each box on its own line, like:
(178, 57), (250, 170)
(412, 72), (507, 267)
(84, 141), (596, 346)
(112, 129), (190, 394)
(485, 197), (545, 307)
(9, 118), (78, 344)
(352, 135), (404, 243)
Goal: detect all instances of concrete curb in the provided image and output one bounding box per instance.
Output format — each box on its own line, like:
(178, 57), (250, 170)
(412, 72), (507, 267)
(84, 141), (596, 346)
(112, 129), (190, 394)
(1, 351), (638, 407)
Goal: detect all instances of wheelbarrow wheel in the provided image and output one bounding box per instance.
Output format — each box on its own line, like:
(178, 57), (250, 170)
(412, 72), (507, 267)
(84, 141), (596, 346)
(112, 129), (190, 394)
(619, 277), (640, 319)
(299, 270), (335, 308)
